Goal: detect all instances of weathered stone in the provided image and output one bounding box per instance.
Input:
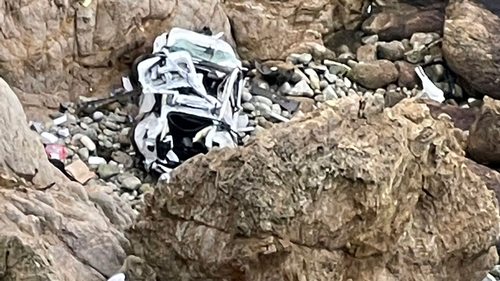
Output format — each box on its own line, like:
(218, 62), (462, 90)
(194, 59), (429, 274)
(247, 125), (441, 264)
(128, 98), (500, 281)
(467, 97), (500, 165)
(395, 60), (417, 88)
(356, 44), (377, 62)
(224, 0), (367, 60)
(288, 97), (316, 114)
(0, 78), (131, 280)
(347, 60), (399, 89)
(112, 151), (134, 169)
(442, 0), (500, 100)
(289, 81), (314, 97)
(377, 41), (405, 61)
(362, 2), (446, 41)
(384, 90), (407, 108)
(118, 175), (142, 192)
(97, 164), (121, 180)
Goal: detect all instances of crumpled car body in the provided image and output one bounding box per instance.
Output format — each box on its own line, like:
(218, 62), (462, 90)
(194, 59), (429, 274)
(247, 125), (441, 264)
(131, 27), (245, 175)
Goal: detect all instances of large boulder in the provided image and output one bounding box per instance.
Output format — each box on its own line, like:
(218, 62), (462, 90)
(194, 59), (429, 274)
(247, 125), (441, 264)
(442, 0), (500, 99)
(128, 97), (500, 281)
(347, 60), (399, 89)
(362, 0), (446, 41)
(0, 78), (134, 280)
(467, 97), (500, 165)
(223, 0), (369, 60)
(0, 0), (233, 120)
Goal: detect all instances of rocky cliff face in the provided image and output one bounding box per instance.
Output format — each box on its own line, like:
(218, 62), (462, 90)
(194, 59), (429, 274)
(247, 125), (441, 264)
(0, 78), (134, 280)
(0, 0), (233, 120)
(128, 97), (500, 281)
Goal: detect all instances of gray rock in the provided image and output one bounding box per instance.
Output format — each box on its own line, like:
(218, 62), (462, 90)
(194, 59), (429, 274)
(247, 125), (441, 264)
(377, 41), (405, 61)
(319, 80), (329, 91)
(81, 116), (94, 125)
(290, 71), (303, 83)
(255, 103), (272, 117)
(404, 46), (425, 64)
(348, 89), (357, 96)
(271, 104), (281, 115)
(335, 79), (345, 88)
(281, 111), (291, 119)
(314, 95), (325, 102)
(279, 82), (292, 95)
(338, 52), (355, 61)
(49, 112), (64, 119)
(482, 273), (496, 281)
(410, 32), (433, 49)
(103, 140), (113, 148)
(287, 53), (301, 64)
(120, 192), (136, 202)
(362, 34), (379, 45)
(139, 183), (154, 194)
(104, 121), (120, 131)
(290, 80), (314, 97)
(242, 102), (255, 112)
(111, 151), (134, 169)
(120, 175), (142, 191)
(103, 129), (115, 137)
(298, 53), (312, 65)
(308, 61), (328, 73)
(57, 128), (70, 138)
(344, 77), (352, 89)
(78, 147), (90, 161)
(337, 89), (347, 98)
(254, 96), (273, 107)
(242, 88), (252, 102)
(322, 86), (338, 100)
(324, 60), (351, 76)
(107, 113), (127, 123)
(324, 70), (338, 84)
(375, 88), (387, 96)
(294, 68), (310, 84)
(66, 114), (78, 125)
(80, 122), (89, 130)
(80, 135), (96, 151)
(97, 164), (121, 179)
(304, 68), (320, 90)
(92, 111), (104, 122)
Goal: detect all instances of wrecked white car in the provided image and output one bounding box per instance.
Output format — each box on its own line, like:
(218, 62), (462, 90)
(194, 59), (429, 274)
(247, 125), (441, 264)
(130, 27), (246, 176)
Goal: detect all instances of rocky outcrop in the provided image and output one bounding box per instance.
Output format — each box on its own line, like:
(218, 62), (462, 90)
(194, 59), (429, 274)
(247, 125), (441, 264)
(442, 0), (500, 100)
(467, 97), (500, 165)
(128, 97), (500, 281)
(362, 0), (446, 41)
(0, 78), (134, 280)
(224, 0), (369, 60)
(0, 0), (233, 120)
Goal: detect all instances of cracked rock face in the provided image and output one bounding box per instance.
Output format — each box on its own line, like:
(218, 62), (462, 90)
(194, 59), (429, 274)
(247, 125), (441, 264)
(443, 0), (500, 100)
(128, 97), (500, 281)
(0, 0), (234, 120)
(0, 78), (135, 280)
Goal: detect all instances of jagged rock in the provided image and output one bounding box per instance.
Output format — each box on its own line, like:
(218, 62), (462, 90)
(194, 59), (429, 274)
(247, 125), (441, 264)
(224, 0), (367, 60)
(128, 98), (500, 281)
(0, 78), (131, 280)
(467, 97), (500, 165)
(443, 0), (500, 99)
(422, 99), (479, 131)
(0, 0), (234, 119)
(347, 60), (399, 89)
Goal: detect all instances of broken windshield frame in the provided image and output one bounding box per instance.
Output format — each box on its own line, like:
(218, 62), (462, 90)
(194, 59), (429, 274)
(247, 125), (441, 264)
(167, 39), (240, 69)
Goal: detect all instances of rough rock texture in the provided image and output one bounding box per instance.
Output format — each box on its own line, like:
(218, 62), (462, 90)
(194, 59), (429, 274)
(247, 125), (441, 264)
(0, 78), (134, 280)
(442, 0), (500, 99)
(0, 0), (233, 120)
(467, 97), (500, 165)
(422, 99), (479, 131)
(362, 0), (446, 41)
(347, 60), (399, 89)
(223, 0), (369, 60)
(128, 97), (500, 281)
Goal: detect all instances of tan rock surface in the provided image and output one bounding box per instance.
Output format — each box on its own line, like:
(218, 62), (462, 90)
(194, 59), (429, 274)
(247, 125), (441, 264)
(223, 0), (369, 60)
(443, 0), (500, 100)
(0, 0), (234, 120)
(0, 78), (134, 280)
(128, 97), (500, 281)
(467, 97), (500, 165)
